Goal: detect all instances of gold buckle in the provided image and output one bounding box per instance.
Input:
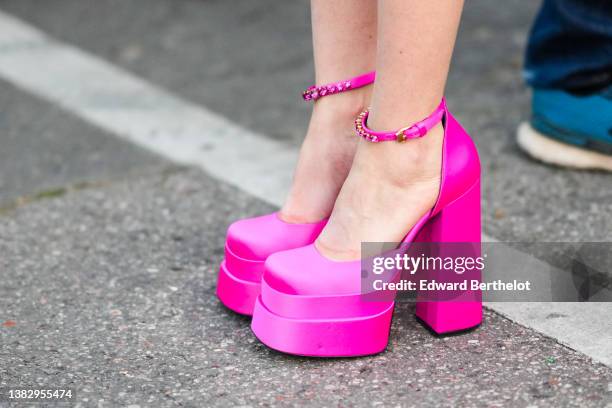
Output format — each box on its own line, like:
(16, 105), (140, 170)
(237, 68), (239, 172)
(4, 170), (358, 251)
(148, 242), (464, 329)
(395, 126), (412, 143)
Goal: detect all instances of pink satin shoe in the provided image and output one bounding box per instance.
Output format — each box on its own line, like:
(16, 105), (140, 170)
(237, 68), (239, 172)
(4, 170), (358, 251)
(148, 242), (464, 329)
(251, 99), (482, 356)
(217, 71), (376, 315)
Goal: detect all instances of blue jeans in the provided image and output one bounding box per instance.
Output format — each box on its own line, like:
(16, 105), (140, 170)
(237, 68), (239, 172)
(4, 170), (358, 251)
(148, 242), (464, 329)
(524, 0), (612, 90)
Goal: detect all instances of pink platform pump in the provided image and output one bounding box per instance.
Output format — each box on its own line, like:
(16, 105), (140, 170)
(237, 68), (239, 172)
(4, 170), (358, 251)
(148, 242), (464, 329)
(217, 71), (376, 315)
(251, 98), (482, 356)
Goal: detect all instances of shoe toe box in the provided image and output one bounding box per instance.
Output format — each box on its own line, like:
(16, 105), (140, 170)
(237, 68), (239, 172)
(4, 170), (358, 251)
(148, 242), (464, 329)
(226, 212), (326, 261)
(263, 245), (361, 296)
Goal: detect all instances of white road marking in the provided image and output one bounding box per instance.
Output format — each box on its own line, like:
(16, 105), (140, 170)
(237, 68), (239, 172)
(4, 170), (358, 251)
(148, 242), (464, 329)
(0, 11), (609, 367)
(0, 11), (297, 206)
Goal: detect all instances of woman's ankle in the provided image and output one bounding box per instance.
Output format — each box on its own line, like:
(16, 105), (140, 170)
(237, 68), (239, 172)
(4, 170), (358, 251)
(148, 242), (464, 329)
(351, 123), (444, 189)
(280, 86), (373, 224)
(314, 123), (444, 260)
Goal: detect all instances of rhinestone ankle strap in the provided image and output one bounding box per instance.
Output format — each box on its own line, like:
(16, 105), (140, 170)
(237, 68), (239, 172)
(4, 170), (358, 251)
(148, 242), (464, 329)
(302, 71), (375, 102)
(355, 99), (446, 142)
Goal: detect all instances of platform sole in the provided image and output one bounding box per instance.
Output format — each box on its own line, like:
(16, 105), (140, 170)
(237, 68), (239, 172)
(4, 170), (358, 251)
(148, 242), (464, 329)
(216, 260), (260, 316)
(251, 296), (395, 357)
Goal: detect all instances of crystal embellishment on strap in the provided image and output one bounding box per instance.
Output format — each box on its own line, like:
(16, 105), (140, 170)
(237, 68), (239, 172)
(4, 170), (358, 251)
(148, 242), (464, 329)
(302, 71), (376, 102)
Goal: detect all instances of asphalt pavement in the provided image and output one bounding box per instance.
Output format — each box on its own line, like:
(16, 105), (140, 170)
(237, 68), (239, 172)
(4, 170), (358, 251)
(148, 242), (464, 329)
(1, 169), (611, 407)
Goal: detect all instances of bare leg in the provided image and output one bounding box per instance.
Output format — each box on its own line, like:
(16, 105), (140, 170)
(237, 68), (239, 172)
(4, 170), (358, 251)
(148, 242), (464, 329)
(280, 0), (377, 223)
(317, 0), (465, 259)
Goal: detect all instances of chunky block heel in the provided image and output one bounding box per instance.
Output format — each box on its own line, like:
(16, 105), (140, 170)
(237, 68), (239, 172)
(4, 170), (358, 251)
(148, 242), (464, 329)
(414, 180), (482, 334)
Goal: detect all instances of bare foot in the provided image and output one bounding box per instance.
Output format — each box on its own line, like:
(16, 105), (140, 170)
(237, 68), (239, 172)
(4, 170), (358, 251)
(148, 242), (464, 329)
(280, 86), (372, 223)
(315, 123), (443, 260)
